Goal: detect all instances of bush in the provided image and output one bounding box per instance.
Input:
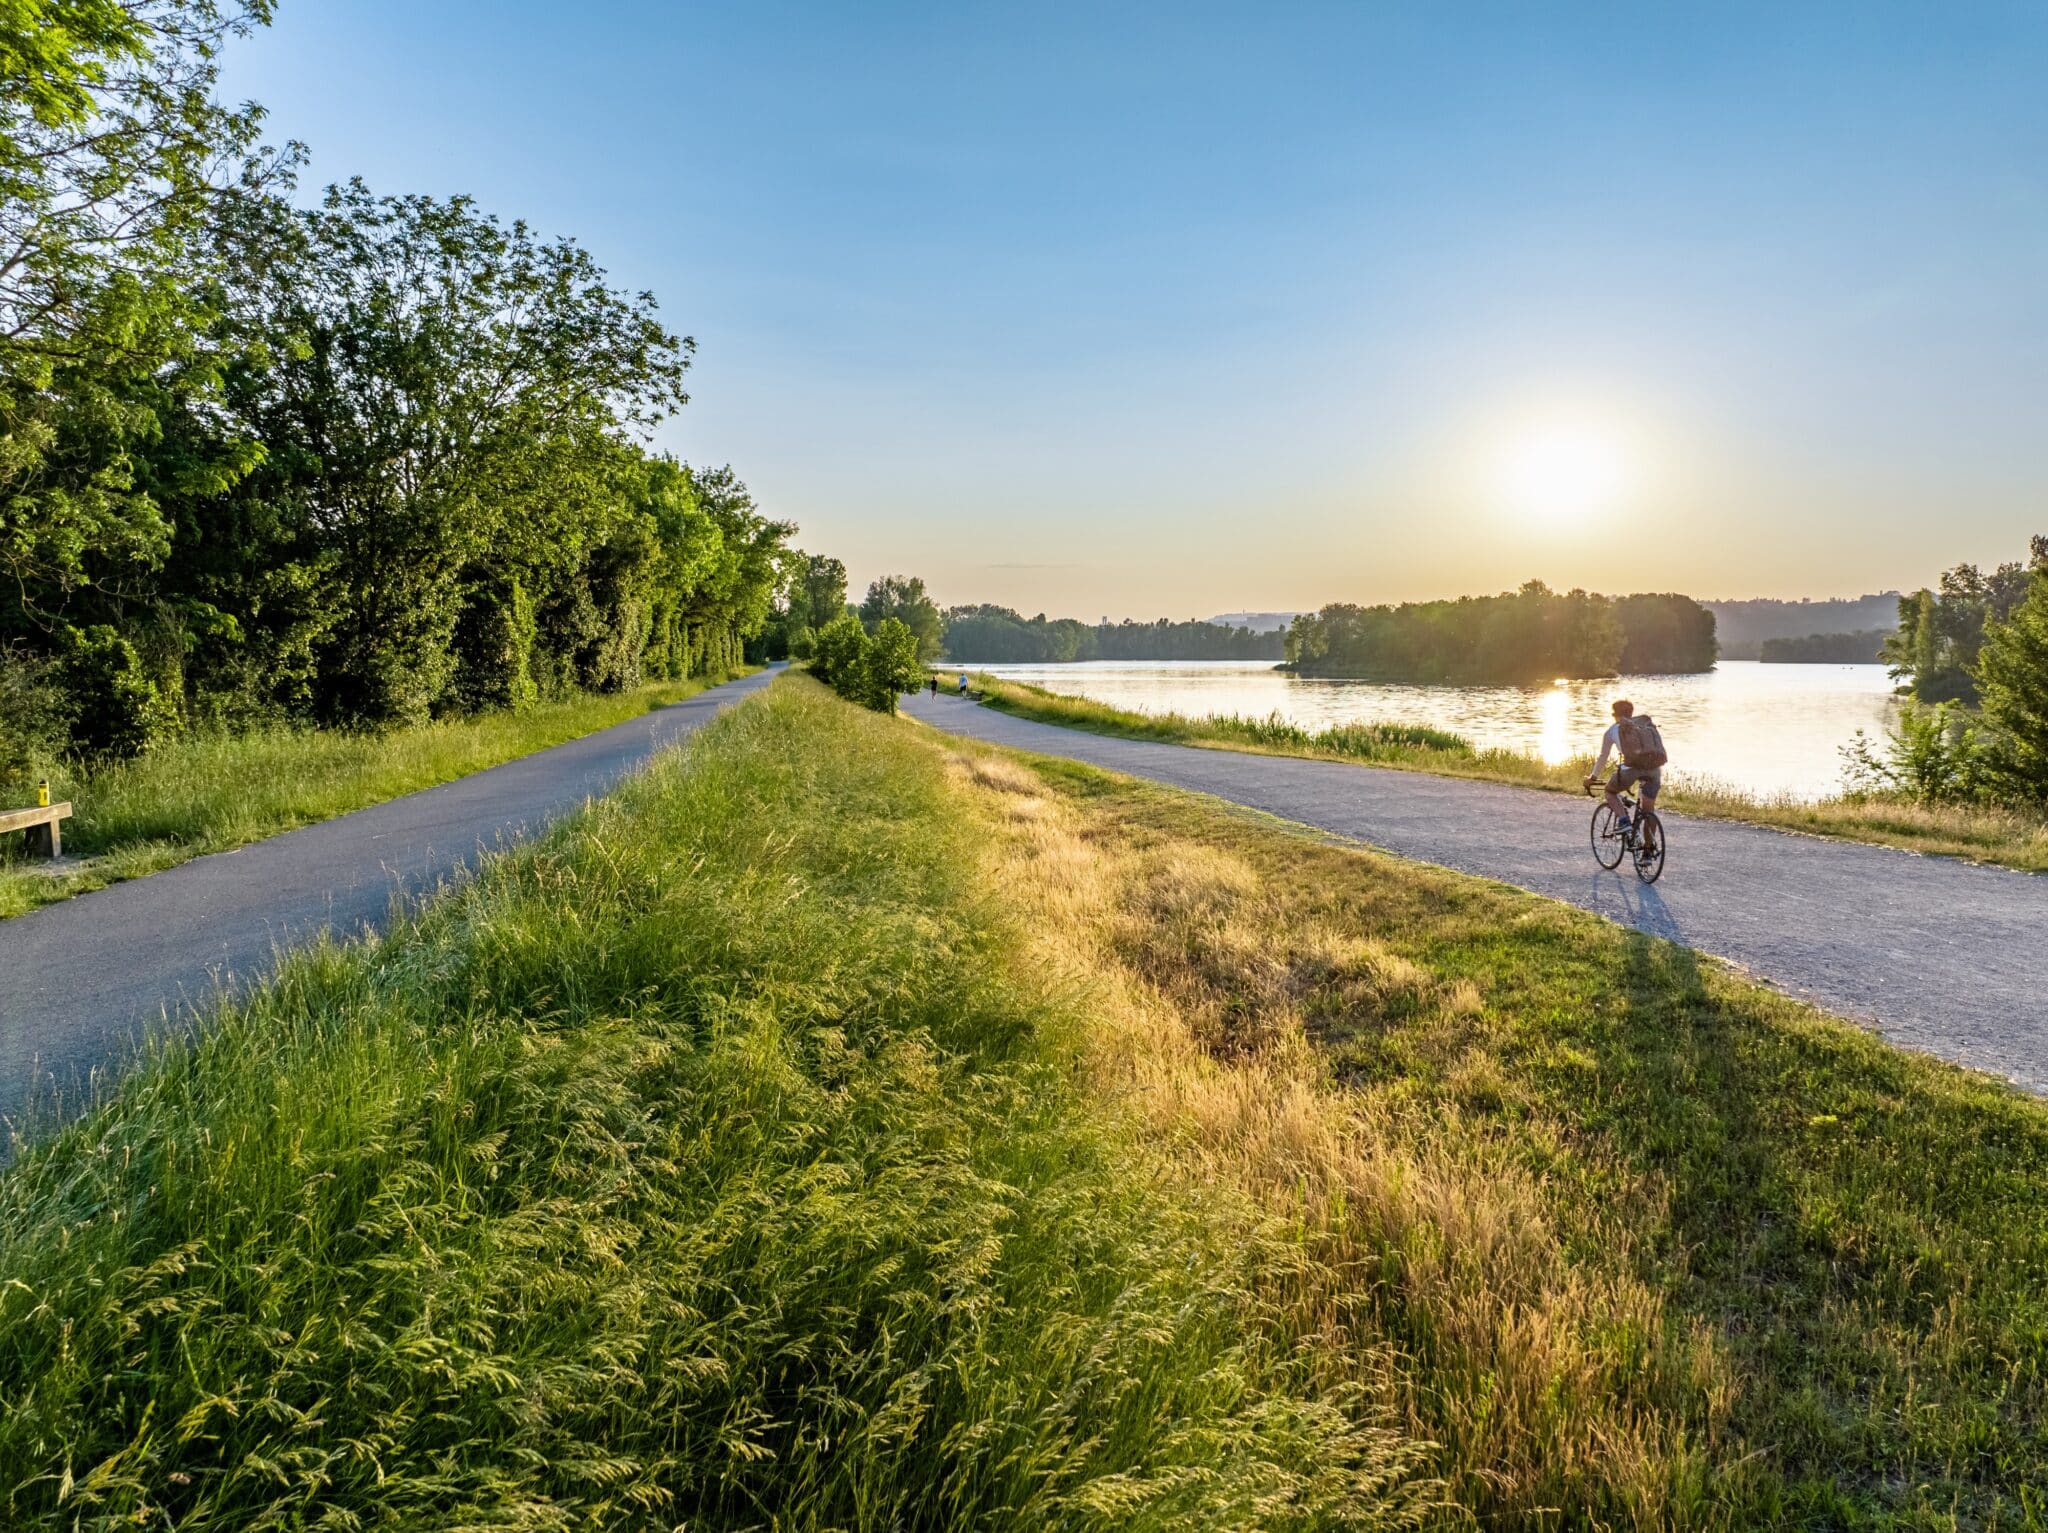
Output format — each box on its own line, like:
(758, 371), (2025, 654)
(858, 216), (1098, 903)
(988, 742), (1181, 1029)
(1841, 701), (1989, 804)
(451, 576), (541, 714)
(859, 616), (923, 713)
(810, 612), (867, 691)
(810, 615), (921, 715)
(58, 627), (181, 760)
(0, 647), (69, 797)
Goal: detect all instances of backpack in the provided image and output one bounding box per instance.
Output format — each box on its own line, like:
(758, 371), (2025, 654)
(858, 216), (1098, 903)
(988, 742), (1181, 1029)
(1617, 714), (1668, 770)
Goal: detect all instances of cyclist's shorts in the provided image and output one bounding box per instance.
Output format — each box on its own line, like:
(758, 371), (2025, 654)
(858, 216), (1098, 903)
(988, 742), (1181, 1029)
(1613, 764), (1662, 798)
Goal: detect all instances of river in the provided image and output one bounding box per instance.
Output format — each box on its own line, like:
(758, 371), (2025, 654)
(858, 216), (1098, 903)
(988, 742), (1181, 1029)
(954, 659), (1900, 800)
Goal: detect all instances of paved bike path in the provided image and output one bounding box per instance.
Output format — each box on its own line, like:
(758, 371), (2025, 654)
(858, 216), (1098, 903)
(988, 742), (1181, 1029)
(0, 667), (781, 1127)
(905, 693), (2048, 1093)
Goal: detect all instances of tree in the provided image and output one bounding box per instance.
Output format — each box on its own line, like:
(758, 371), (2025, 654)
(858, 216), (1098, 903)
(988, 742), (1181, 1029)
(860, 574), (944, 662)
(860, 616), (923, 713)
(1977, 561), (2048, 803)
(1, 0), (287, 646)
(1882, 538), (2046, 704)
(811, 611), (867, 692)
(197, 181), (693, 722)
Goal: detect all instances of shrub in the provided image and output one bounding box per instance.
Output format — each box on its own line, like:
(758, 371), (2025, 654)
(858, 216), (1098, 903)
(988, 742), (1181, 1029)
(1841, 701), (1988, 804)
(58, 627), (181, 760)
(0, 647), (69, 796)
(452, 576), (541, 714)
(810, 612), (867, 690)
(860, 616), (923, 713)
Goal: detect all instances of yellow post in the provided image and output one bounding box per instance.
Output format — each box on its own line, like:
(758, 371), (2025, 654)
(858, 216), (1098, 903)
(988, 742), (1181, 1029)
(38, 778), (50, 808)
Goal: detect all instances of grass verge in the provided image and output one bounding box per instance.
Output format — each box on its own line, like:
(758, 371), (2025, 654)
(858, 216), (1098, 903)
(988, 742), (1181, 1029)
(941, 728), (2048, 1526)
(0, 676), (1430, 1530)
(0, 670), (755, 919)
(7, 673), (2041, 1527)
(962, 672), (2048, 873)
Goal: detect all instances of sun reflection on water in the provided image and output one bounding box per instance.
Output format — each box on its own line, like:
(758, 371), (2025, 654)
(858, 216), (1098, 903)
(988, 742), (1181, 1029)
(959, 660), (1904, 800)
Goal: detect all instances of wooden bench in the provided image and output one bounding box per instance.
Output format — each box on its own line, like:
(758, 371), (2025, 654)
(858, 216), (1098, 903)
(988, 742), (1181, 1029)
(1, 800), (73, 858)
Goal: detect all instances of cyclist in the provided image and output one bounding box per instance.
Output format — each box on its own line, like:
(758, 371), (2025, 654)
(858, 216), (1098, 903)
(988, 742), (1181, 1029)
(1584, 699), (1666, 850)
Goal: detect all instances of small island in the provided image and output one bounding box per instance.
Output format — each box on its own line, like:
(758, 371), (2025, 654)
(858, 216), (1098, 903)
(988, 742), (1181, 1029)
(1281, 582), (1717, 683)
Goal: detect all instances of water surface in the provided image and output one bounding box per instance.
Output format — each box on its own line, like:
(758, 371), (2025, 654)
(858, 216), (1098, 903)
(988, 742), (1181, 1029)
(959, 659), (1898, 800)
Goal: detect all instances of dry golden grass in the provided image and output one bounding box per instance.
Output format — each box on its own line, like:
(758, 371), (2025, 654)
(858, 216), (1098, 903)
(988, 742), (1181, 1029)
(943, 745), (1733, 1524)
(933, 734), (2048, 1526)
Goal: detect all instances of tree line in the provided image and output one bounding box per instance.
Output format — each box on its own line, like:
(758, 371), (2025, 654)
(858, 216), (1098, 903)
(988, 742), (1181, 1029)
(939, 606), (1284, 663)
(1283, 584), (1716, 683)
(1760, 631), (1890, 663)
(2, 0), (805, 785)
(1854, 535), (2048, 806)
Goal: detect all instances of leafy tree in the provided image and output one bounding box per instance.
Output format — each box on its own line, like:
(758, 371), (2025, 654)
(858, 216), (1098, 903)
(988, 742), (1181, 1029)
(1977, 560), (2048, 803)
(811, 611), (867, 692)
(1883, 538), (2044, 704)
(861, 574), (944, 662)
(860, 616), (923, 713)
(1613, 593), (1717, 672)
(197, 180), (692, 722)
(1, 0), (287, 642)
(1285, 582), (1630, 683)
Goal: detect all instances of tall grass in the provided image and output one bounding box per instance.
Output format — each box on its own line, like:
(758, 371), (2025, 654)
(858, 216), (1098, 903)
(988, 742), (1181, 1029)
(950, 738), (2048, 1525)
(967, 673), (2048, 872)
(0, 678), (1429, 1530)
(0, 671), (752, 917)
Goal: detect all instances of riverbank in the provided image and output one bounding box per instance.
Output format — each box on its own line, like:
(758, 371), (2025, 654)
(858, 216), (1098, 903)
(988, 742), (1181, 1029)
(0, 669), (755, 918)
(964, 673), (2048, 873)
(4, 674), (2041, 1526)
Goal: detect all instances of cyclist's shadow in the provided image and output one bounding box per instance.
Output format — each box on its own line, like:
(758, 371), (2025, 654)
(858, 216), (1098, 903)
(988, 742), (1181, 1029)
(1585, 869), (1683, 944)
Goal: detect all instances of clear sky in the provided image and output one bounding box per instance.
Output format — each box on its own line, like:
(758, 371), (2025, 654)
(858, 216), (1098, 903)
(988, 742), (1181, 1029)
(219, 1), (2048, 619)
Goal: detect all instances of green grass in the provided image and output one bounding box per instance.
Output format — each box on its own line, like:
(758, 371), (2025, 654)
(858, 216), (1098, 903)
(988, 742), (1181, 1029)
(0, 671), (754, 918)
(962, 671), (2048, 873)
(9, 673), (2045, 1527)
(947, 733), (2048, 1526)
(0, 677), (1429, 1531)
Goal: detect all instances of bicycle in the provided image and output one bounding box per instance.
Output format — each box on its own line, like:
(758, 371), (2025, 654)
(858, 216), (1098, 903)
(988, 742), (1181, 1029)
(1585, 779), (1665, 883)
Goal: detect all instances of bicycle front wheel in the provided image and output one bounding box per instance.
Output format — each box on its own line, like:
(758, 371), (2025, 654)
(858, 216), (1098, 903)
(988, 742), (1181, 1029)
(1590, 803), (1625, 869)
(1634, 813), (1666, 883)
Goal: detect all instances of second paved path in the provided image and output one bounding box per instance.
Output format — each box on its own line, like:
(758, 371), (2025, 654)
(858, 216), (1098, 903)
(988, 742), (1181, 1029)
(905, 692), (2048, 1093)
(0, 667), (781, 1125)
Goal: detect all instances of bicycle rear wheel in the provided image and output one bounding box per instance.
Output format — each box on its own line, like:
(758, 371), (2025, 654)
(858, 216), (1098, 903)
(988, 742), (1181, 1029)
(1590, 803), (1625, 869)
(1634, 813), (1666, 883)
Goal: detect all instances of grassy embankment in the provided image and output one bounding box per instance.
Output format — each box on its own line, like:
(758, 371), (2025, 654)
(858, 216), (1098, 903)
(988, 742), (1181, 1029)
(0, 670), (754, 918)
(962, 672), (2048, 873)
(3, 673), (2042, 1526)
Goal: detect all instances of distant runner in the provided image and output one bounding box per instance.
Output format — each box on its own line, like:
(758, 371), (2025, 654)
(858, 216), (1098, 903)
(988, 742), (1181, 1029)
(1584, 699), (1667, 849)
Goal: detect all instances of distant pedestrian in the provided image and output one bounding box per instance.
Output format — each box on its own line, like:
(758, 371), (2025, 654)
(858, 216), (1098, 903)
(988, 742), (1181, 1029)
(928, 674), (938, 697)
(958, 672), (969, 695)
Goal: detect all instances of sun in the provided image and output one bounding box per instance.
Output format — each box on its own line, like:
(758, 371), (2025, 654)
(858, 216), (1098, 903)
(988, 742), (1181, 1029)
(1495, 420), (1631, 522)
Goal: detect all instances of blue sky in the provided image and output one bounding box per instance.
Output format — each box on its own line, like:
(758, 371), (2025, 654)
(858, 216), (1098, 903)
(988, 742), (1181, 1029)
(220, 2), (2048, 617)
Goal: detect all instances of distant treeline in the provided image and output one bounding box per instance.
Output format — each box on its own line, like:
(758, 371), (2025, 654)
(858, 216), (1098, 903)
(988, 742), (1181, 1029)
(1706, 594), (1899, 660)
(1283, 584), (1715, 683)
(942, 607), (1285, 663)
(1760, 630), (1890, 664)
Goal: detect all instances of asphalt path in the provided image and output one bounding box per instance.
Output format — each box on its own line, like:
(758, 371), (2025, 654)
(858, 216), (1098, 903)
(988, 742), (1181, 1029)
(904, 691), (2048, 1093)
(0, 666), (781, 1127)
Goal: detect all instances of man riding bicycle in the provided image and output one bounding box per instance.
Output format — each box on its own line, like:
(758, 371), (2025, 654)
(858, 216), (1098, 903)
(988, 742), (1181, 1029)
(1584, 699), (1667, 851)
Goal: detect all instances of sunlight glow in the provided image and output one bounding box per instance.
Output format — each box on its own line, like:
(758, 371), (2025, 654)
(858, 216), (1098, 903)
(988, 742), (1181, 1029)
(1495, 420), (1632, 522)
